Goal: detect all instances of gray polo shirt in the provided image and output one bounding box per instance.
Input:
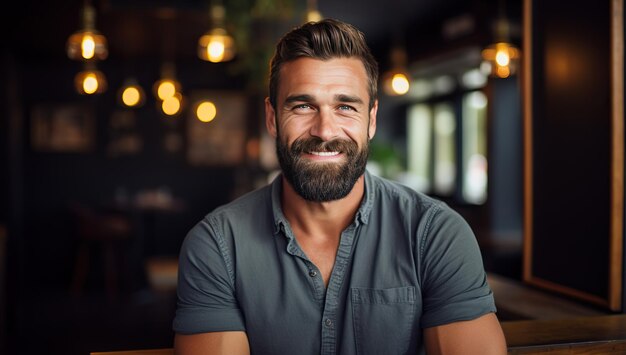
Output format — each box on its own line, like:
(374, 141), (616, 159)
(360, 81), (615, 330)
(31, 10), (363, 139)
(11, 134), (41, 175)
(173, 171), (496, 354)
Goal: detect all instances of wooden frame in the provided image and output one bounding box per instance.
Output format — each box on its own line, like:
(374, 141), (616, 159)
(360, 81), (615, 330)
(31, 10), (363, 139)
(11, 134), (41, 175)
(523, 0), (624, 311)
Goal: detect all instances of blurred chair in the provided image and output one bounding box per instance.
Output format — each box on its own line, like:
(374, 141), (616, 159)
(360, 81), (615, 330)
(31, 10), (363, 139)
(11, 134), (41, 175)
(90, 349), (173, 355)
(69, 201), (134, 300)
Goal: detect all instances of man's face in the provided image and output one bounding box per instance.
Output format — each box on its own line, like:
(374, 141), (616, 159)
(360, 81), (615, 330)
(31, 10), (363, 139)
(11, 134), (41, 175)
(265, 57), (378, 202)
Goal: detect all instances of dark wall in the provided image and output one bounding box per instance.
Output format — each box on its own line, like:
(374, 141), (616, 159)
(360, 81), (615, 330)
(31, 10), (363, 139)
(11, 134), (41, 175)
(7, 54), (261, 295)
(528, 0), (616, 306)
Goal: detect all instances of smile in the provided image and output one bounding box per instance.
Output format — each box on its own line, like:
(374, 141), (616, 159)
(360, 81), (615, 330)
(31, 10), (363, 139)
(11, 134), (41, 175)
(309, 151), (340, 157)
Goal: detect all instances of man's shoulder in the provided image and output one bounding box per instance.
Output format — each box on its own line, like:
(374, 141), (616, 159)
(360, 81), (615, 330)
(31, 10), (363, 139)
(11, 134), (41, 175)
(367, 172), (443, 211)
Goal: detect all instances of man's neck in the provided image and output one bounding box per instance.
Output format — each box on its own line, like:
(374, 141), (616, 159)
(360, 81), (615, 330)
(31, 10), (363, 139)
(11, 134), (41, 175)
(280, 175), (366, 238)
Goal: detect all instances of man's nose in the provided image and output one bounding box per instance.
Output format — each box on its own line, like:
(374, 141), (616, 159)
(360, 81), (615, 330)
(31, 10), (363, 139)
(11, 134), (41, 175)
(309, 108), (340, 141)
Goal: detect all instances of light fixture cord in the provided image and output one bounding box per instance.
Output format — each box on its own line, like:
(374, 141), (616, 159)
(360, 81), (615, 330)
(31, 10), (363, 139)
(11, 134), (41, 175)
(82, 1), (96, 30)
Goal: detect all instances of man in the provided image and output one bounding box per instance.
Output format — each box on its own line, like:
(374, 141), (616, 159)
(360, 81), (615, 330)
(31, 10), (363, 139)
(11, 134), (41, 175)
(173, 18), (507, 355)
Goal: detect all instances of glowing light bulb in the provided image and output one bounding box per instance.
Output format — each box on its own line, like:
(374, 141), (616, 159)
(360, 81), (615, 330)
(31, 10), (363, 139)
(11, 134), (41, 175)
(157, 81), (176, 100)
(208, 39), (225, 63)
(391, 74), (410, 95)
(83, 74), (99, 94)
(122, 86), (141, 107)
(198, 28), (235, 63)
(495, 49), (510, 67)
(81, 34), (96, 59)
(197, 101), (217, 122)
(162, 95), (181, 116)
(481, 42), (520, 78)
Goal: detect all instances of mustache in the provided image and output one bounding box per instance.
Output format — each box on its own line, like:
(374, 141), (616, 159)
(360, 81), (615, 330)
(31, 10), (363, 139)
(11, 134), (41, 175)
(290, 137), (359, 155)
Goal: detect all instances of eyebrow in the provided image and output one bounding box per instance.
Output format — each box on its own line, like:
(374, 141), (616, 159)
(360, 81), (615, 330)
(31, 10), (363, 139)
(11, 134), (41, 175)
(284, 94), (314, 105)
(284, 94), (364, 105)
(335, 94), (364, 105)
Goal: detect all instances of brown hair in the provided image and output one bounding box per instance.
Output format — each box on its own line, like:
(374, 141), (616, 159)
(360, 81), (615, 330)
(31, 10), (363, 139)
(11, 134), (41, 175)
(268, 18), (379, 110)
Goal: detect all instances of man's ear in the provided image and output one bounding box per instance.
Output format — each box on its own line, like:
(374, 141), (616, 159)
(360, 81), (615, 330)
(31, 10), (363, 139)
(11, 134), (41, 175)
(265, 97), (277, 138)
(368, 99), (378, 140)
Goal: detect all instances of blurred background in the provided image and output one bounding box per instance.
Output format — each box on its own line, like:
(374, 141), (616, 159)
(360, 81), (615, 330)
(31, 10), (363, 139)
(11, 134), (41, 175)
(1, 0), (624, 354)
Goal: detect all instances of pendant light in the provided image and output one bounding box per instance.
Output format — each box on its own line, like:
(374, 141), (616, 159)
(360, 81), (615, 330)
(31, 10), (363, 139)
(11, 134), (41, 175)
(75, 62), (107, 95)
(118, 78), (145, 108)
(382, 34), (411, 96)
(198, 1), (236, 63)
(154, 62), (183, 116)
(66, 0), (108, 61)
(481, 0), (520, 78)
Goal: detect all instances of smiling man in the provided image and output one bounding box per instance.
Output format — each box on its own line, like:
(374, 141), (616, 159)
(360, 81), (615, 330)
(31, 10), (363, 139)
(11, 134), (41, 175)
(173, 19), (507, 355)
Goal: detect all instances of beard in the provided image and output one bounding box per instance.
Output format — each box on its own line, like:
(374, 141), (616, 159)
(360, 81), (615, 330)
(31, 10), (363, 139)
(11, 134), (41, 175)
(276, 135), (370, 202)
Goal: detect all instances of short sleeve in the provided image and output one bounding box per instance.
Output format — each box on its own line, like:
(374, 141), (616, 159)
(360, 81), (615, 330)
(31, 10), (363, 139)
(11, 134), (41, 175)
(172, 217), (246, 334)
(418, 204), (496, 328)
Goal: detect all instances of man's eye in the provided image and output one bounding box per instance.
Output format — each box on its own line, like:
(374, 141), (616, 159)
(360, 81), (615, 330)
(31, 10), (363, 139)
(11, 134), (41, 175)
(293, 104), (312, 110)
(338, 105), (356, 111)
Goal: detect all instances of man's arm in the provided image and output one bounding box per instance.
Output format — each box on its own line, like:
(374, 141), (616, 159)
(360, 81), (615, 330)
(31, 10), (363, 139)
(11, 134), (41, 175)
(174, 331), (250, 355)
(423, 313), (507, 355)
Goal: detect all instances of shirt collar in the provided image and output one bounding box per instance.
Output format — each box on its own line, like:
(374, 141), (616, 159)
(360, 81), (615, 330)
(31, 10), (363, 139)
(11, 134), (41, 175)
(270, 170), (375, 236)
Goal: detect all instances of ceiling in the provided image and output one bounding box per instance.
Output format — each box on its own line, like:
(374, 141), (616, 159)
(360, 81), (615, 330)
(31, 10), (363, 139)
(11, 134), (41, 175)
(7, 0), (487, 64)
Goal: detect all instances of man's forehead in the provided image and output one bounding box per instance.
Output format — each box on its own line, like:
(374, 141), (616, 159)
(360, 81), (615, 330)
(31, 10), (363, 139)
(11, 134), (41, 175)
(277, 57), (369, 96)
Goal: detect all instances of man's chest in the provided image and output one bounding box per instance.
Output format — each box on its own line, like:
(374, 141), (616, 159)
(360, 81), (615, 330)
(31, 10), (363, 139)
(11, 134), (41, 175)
(231, 232), (422, 355)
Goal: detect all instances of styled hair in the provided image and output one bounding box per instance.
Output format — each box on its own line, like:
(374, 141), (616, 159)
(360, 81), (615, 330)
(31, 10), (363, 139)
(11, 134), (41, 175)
(268, 18), (379, 110)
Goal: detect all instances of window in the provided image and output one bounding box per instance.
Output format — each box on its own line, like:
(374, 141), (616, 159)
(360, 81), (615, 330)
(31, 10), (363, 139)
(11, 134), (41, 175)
(406, 67), (488, 205)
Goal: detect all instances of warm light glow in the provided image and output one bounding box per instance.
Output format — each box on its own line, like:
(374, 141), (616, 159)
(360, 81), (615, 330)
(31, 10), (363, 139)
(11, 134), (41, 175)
(495, 49), (510, 66)
(208, 39), (226, 62)
(196, 101), (217, 122)
(198, 29), (236, 63)
(81, 34), (95, 59)
(75, 67), (107, 95)
(122, 86), (141, 107)
(496, 66), (510, 78)
(83, 74), (99, 94)
(391, 74), (410, 95)
(66, 3), (108, 61)
(162, 95), (181, 116)
(384, 71), (411, 96)
(306, 10), (323, 22)
(157, 80), (177, 100)
(67, 31), (108, 61)
(481, 42), (520, 78)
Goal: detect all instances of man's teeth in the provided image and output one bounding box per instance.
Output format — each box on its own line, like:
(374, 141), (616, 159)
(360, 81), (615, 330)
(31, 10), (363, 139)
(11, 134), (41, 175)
(310, 151), (339, 156)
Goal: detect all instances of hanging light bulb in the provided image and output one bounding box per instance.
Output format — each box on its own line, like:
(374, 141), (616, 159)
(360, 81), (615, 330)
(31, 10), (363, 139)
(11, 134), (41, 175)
(196, 100), (217, 122)
(162, 93), (183, 116)
(74, 62), (107, 95)
(481, 6), (520, 78)
(481, 41), (520, 78)
(305, 0), (323, 22)
(67, 1), (108, 61)
(153, 62), (182, 100)
(118, 78), (145, 108)
(383, 46), (412, 96)
(153, 63), (184, 116)
(198, 3), (236, 63)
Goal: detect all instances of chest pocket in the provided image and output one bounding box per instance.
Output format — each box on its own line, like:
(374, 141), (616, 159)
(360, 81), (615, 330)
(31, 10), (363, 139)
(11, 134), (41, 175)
(351, 286), (417, 355)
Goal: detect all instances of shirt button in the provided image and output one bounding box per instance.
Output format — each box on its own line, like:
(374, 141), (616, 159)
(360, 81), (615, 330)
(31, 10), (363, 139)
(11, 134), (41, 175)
(309, 270), (317, 277)
(324, 318), (333, 327)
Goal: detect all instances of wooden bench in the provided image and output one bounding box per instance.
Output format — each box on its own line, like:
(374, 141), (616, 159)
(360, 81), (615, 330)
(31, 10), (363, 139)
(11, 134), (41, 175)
(502, 314), (626, 354)
(487, 273), (608, 321)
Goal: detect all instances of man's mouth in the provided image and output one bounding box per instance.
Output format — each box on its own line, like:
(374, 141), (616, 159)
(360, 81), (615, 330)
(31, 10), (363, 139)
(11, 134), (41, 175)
(308, 151), (340, 157)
